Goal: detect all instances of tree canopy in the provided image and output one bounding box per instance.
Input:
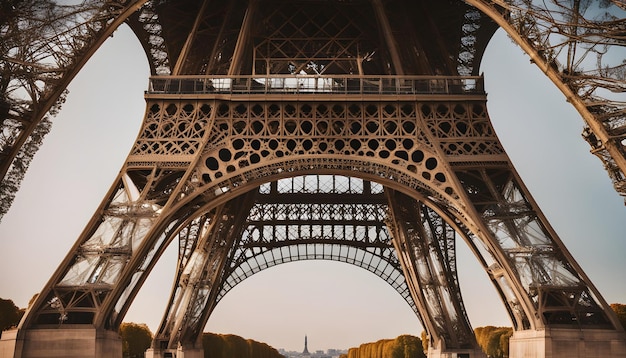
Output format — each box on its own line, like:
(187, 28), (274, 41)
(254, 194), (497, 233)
(474, 326), (512, 358)
(202, 332), (283, 358)
(0, 298), (24, 336)
(611, 303), (626, 330)
(339, 334), (427, 358)
(119, 322), (153, 358)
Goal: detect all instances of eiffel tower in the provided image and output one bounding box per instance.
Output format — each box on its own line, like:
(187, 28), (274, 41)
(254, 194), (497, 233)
(302, 335), (310, 356)
(1, 1), (625, 358)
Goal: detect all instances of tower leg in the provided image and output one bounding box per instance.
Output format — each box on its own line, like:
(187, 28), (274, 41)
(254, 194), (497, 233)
(509, 328), (626, 358)
(0, 329), (21, 358)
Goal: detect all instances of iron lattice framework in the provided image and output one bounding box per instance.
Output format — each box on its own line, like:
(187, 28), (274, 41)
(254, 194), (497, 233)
(2, 1), (626, 215)
(2, 0), (626, 357)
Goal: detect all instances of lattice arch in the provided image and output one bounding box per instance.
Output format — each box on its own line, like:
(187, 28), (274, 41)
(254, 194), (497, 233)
(215, 177), (415, 311)
(151, 174), (478, 351)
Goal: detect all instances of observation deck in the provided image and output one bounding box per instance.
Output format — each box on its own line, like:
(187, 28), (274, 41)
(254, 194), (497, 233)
(146, 75), (485, 99)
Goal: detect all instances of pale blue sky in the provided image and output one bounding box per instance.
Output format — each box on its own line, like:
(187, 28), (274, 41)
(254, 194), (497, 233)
(0, 24), (625, 353)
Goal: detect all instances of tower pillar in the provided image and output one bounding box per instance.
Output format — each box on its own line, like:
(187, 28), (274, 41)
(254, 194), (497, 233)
(508, 328), (626, 358)
(426, 347), (486, 358)
(0, 328), (121, 358)
(144, 345), (203, 358)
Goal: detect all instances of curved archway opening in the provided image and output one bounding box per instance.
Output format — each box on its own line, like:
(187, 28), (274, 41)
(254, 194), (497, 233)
(206, 260), (422, 352)
(138, 172), (514, 352)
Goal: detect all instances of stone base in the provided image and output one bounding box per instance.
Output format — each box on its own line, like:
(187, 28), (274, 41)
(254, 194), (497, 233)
(145, 348), (176, 358)
(509, 328), (626, 358)
(145, 346), (204, 358)
(0, 329), (20, 358)
(0, 327), (122, 358)
(426, 347), (487, 358)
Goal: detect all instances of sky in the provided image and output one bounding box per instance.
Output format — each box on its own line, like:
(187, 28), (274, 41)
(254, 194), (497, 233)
(1, 21), (626, 353)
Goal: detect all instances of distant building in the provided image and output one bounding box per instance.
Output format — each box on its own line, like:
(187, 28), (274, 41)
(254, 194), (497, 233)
(302, 335), (310, 356)
(279, 336), (345, 358)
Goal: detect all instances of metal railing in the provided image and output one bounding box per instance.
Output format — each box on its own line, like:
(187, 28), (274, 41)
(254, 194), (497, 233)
(147, 75), (485, 96)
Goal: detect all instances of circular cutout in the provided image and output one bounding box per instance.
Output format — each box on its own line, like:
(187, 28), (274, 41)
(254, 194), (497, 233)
(285, 120), (297, 134)
(206, 157), (219, 170)
(250, 153), (261, 164)
(411, 150), (424, 163)
(251, 139), (261, 150)
(425, 157), (438, 170)
(301, 120), (313, 134)
(268, 120), (280, 134)
(269, 139), (279, 150)
(366, 121), (379, 134)
(316, 121), (329, 134)
(385, 139), (396, 151)
(219, 148), (232, 162)
(232, 139), (245, 150)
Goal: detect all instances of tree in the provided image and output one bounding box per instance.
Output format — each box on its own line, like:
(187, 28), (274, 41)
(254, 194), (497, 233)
(201, 332), (283, 358)
(387, 335), (425, 358)
(420, 331), (428, 352)
(474, 326), (512, 358)
(339, 335), (426, 358)
(611, 303), (626, 330)
(0, 298), (24, 335)
(119, 322), (152, 358)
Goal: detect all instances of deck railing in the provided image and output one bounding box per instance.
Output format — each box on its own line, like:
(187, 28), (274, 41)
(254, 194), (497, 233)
(147, 75), (484, 96)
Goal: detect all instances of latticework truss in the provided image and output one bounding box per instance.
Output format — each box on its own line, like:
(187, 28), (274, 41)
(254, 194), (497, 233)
(469, 0), (626, 199)
(386, 189), (477, 350)
(0, 0), (151, 219)
(1, 0), (624, 211)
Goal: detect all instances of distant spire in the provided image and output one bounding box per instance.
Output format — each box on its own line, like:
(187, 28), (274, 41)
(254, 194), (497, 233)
(302, 335), (310, 355)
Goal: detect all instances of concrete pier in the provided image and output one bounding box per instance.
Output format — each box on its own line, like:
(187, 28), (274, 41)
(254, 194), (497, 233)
(0, 327), (121, 358)
(509, 328), (626, 358)
(145, 346), (204, 358)
(426, 346), (487, 358)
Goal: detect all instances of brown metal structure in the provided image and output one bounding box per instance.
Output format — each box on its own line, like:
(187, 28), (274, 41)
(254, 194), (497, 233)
(1, 1), (626, 357)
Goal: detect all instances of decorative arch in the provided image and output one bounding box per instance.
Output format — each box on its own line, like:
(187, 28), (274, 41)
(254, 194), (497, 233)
(147, 172), (481, 351)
